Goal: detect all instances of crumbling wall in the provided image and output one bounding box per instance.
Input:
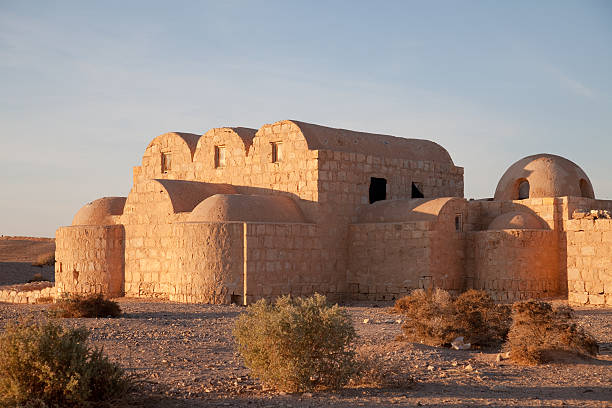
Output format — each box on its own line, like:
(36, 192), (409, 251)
(465, 230), (558, 301)
(566, 218), (612, 306)
(55, 225), (125, 297)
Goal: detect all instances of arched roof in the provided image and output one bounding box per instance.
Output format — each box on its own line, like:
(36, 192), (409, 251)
(488, 211), (548, 230)
(188, 194), (306, 223)
(195, 127), (257, 159)
(494, 154), (595, 200)
(287, 120), (454, 165)
(146, 132), (201, 160)
(154, 180), (237, 213)
(357, 197), (463, 223)
(72, 197), (126, 226)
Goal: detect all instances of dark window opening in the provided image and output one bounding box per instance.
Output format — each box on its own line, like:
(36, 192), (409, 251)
(215, 145), (226, 168)
(518, 180), (530, 199)
(161, 152), (172, 173)
(455, 214), (463, 232)
(271, 142), (282, 163)
(369, 177), (387, 204)
(411, 182), (424, 198)
(230, 294), (242, 305)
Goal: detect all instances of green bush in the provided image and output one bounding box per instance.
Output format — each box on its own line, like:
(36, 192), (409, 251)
(50, 294), (122, 318)
(0, 320), (131, 407)
(233, 294), (357, 392)
(505, 300), (599, 364)
(395, 289), (511, 348)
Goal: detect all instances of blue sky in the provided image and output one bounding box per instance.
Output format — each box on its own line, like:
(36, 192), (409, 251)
(1, 1), (611, 237)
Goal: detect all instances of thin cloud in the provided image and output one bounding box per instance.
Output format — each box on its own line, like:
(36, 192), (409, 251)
(555, 70), (596, 99)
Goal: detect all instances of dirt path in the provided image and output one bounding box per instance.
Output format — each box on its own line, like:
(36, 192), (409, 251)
(1, 300), (610, 407)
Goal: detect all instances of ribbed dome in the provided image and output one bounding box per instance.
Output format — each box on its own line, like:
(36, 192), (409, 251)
(488, 211), (547, 230)
(494, 154), (594, 200)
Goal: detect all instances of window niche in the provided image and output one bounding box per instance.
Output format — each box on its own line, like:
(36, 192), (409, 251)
(411, 182), (424, 198)
(161, 152), (172, 173)
(517, 179), (530, 200)
(215, 145), (226, 168)
(271, 142), (282, 163)
(454, 214), (463, 232)
(369, 177), (387, 204)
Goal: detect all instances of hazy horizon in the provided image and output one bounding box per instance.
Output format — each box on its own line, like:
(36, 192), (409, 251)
(2, 1), (611, 237)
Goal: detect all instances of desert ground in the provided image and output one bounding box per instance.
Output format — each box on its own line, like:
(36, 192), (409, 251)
(0, 237), (611, 407)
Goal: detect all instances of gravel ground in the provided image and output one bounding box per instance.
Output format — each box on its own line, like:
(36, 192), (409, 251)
(1, 299), (610, 407)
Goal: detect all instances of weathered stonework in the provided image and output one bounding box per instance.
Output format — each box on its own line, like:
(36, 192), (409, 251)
(41, 120), (610, 307)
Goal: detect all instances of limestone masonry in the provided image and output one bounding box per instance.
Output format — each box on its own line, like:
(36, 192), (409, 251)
(51, 120), (611, 306)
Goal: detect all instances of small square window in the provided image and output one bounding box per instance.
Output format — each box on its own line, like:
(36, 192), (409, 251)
(271, 142), (282, 163)
(215, 145), (226, 168)
(161, 152), (172, 173)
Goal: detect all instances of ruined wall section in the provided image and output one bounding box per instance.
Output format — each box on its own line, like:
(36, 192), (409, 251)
(55, 225), (125, 297)
(566, 219), (612, 306)
(465, 230), (558, 301)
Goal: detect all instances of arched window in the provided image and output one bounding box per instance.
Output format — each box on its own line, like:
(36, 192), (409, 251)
(518, 180), (530, 200)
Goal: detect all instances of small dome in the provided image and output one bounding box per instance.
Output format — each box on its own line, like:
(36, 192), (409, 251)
(357, 198), (464, 223)
(72, 197), (126, 226)
(494, 154), (594, 200)
(188, 194), (306, 223)
(488, 211), (547, 230)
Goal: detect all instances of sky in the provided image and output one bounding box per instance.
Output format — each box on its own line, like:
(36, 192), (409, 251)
(1, 0), (611, 237)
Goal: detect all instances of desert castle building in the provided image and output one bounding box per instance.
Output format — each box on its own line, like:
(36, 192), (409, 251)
(53, 120), (612, 306)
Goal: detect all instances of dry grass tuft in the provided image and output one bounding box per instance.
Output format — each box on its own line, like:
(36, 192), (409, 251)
(395, 289), (510, 348)
(234, 294), (358, 392)
(32, 252), (55, 267)
(50, 294), (122, 318)
(0, 320), (131, 407)
(505, 300), (599, 365)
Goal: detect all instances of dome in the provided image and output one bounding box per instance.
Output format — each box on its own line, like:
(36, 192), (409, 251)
(72, 197), (126, 226)
(488, 211), (547, 230)
(494, 154), (594, 200)
(188, 194), (306, 223)
(357, 198), (464, 223)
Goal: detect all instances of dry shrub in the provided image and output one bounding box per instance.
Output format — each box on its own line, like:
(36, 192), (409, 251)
(505, 300), (599, 364)
(27, 273), (50, 283)
(350, 347), (414, 389)
(0, 320), (131, 407)
(50, 294), (122, 318)
(233, 294), (357, 392)
(395, 289), (510, 348)
(32, 252), (55, 267)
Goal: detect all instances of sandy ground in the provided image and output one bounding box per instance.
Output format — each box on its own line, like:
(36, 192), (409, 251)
(0, 237), (610, 407)
(0, 300), (610, 408)
(0, 237), (55, 285)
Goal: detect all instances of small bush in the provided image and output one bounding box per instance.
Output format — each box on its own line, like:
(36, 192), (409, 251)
(32, 252), (55, 267)
(233, 294), (357, 392)
(27, 273), (50, 283)
(0, 320), (131, 407)
(505, 300), (599, 364)
(395, 289), (510, 348)
(50, 294), (122, 318)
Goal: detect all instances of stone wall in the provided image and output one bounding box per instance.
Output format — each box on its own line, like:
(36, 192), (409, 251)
(566, 219), (612, 306)
(465, 230), (559, 301)
(245, 223), (324, 303)
(0, 282), (55, 304)
(55, 225), (125, 297)
(169, 222), (244, 304)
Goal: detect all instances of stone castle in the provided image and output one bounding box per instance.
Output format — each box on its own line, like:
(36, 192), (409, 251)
(52, 120), (611, 306)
